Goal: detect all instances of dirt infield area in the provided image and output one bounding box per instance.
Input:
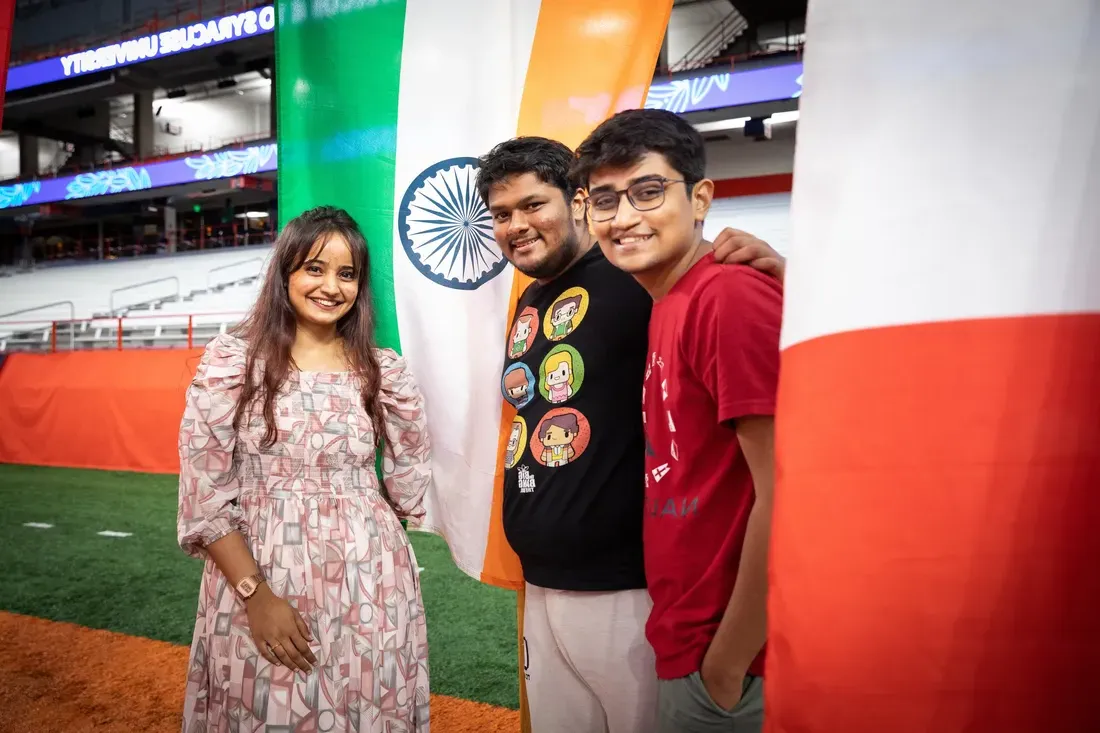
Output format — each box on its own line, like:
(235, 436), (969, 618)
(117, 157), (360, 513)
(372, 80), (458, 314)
(0, 611), (519, 732)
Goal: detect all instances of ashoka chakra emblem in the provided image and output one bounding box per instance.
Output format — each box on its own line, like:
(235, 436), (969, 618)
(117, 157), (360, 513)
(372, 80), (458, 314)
(398, 156), (507, 290)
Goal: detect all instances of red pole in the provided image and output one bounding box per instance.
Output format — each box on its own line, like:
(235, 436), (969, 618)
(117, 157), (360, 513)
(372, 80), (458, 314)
(187, 315), (193, 349)
(117, 317), (123, 350)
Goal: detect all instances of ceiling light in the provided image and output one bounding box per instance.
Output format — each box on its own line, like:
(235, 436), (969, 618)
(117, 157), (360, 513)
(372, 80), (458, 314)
(766, 110), (801, 125)
(693, 117), (751, 133)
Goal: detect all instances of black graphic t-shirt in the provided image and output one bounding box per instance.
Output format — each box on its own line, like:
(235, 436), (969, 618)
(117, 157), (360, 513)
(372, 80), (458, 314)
(501, 244), (652, 591)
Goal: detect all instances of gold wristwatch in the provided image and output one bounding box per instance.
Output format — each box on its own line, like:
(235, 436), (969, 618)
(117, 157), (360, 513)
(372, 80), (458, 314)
(235, 573), (265, 601)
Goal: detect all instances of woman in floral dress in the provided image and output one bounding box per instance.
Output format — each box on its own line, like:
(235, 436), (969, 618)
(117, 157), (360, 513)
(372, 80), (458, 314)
(177, 205), (432, 732)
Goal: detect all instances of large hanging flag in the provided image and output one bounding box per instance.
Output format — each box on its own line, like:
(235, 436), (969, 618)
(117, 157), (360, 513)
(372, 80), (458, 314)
(768, 0), (1099, 730)
(276, 0), (671, 588)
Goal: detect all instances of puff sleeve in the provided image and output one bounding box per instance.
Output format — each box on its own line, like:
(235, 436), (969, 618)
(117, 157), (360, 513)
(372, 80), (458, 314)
(376, 348), (433, 525)
(177, 333), (250, 557)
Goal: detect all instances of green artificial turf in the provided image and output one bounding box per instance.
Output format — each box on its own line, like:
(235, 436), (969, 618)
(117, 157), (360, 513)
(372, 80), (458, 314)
(0, 464), (519, 709)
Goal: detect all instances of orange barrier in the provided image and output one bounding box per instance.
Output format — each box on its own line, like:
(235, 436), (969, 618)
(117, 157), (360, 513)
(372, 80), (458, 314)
(0, 348), (202, 474)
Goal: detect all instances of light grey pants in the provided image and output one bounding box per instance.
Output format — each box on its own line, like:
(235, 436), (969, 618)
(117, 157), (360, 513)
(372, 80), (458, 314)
(524, 583), (658, 733)
(657, 671), (764, 733)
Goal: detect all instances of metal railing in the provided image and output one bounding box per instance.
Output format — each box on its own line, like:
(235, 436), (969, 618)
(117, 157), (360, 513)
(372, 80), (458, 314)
(669, 12), (751, 73)
(655, 41), (805, 81)
(207, 257), (265, 290)
(0, 301), (76, 351)
(109, 276), (180, 314)
(0, 309), (248, 353)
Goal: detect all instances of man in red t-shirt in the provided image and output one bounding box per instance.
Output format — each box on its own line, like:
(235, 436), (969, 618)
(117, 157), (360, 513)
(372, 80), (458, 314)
(571, 109), (782, 733)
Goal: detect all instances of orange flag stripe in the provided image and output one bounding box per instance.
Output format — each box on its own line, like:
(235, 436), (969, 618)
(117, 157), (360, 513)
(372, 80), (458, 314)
(478, 0), (674, 589)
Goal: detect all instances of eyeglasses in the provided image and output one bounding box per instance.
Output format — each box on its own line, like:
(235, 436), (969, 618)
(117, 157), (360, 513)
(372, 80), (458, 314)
(584, 177), (690, 222)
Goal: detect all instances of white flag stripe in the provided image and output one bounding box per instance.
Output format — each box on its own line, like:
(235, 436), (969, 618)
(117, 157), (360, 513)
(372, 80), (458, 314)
(782, 0), (1100, 350)
(392, 0), (542, 578)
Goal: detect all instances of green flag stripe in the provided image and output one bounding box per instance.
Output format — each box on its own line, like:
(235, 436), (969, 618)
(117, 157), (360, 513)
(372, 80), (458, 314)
(274, 1), (408, 352)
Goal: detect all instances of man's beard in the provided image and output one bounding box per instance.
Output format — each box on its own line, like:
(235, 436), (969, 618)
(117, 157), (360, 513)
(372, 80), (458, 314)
(514, 228), (582, 281)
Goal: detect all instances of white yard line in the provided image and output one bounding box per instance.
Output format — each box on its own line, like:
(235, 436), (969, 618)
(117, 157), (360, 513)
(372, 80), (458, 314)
(97, 530), (133, 538)
(23, 522), (54, 529)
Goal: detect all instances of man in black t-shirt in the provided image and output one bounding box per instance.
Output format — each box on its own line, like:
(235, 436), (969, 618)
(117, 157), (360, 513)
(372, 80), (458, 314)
(476, 137), (785, 733)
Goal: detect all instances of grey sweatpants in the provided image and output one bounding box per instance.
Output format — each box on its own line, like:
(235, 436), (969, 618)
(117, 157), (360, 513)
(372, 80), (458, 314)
(656, 672), (764, 733)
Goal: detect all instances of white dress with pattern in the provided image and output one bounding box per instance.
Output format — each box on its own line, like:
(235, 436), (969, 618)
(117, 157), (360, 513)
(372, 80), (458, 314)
(177, 334), (432, 733)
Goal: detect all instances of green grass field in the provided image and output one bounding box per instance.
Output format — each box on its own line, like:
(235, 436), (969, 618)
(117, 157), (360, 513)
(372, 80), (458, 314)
(0, 464), (519, 709)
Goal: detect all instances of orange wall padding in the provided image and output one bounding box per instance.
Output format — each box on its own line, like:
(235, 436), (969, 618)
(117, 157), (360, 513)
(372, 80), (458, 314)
(0, 349), (203, 474)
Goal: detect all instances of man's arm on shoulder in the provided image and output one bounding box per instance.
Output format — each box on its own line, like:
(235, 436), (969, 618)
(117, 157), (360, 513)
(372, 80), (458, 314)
(712, 228), (786, 283)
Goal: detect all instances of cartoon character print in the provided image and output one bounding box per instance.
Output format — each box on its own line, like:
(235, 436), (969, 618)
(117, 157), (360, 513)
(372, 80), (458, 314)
(504, 417), (527, 469)
(508, 307), (538, 359)
(548, 295), (581, 340)
(543, 350), (575, 404)
(538, 411), (579, 467)
(537, 345), (584, 405)
(510, 316), (534, 358)
(502, 363), (536, 409)
(531, 408), (591, 468)
(543, 287), (590, 342)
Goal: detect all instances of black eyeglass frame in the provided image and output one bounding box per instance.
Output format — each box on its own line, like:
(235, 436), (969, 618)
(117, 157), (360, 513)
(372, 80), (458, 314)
(584, 177), (695, 222)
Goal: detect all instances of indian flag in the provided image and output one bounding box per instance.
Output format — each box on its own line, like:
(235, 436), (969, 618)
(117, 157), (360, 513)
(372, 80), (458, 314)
(768, 0), (1100, 731)
(275, 1), (672, 587)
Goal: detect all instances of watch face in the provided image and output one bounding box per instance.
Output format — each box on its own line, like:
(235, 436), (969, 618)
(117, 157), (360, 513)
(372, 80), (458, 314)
(238, 577), (258, 597)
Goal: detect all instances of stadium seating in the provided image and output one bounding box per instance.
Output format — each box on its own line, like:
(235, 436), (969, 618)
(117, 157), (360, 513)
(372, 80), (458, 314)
(0, 245), (272, 351)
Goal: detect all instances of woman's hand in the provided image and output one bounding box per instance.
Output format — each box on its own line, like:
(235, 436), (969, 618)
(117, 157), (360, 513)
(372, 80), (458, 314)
(245, 583), (317, 674)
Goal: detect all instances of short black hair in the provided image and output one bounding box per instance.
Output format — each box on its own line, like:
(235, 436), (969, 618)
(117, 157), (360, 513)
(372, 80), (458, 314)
(476, 136), (577, 205)
(570, 108), (706, 191)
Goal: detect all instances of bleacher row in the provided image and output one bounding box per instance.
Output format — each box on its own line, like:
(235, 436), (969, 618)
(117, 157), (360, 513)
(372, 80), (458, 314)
(0, 245), (273, 352)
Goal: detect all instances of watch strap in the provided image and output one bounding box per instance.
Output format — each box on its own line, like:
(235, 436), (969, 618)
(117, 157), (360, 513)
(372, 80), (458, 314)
(235, 573), (265, 600)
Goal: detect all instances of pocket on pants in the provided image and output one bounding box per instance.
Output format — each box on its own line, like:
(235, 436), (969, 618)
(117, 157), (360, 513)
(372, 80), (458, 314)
(659, 671), (764, 732)
(688, 671), (753, 717)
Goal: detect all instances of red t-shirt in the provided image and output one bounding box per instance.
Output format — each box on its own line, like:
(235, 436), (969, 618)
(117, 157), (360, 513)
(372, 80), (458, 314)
(642, 254), (783, 680)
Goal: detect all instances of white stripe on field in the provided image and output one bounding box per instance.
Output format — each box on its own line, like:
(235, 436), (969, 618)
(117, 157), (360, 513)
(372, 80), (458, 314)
(23, 522), (53, 529)
(97, 530), (133, 538)
(391, 0), (541, 579)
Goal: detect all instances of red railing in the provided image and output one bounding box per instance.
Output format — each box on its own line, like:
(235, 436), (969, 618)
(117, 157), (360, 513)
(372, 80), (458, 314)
(0, 310), (249, 353)
(11, 0), (269, 66)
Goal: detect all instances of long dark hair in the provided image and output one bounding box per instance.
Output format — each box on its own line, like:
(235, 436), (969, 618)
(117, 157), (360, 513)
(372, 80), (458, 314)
(231, 205), (386, 450)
